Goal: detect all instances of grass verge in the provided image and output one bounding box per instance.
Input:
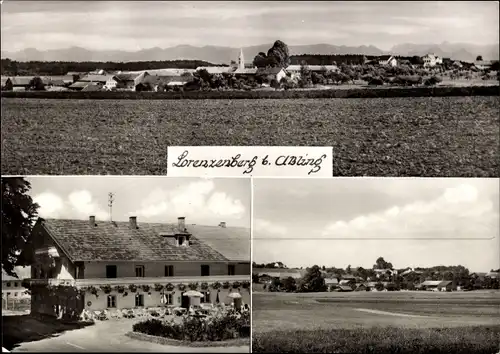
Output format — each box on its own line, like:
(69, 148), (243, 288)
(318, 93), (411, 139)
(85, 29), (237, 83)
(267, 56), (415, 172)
(252, 325), (500, 353)
(125, 331), (250, 347)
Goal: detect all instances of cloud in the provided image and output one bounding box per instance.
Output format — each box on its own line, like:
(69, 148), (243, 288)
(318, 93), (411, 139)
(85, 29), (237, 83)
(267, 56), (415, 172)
(68, 190), (108, 220)
(131, 180), (245, 220)
(254, 218), (288, 237)
(33, 190), (107, 220)
(322, 184), (498, 239)
(33, 192), (64, 218)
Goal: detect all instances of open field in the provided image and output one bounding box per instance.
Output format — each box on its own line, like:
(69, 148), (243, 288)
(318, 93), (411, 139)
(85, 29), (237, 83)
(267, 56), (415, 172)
(252, 291), (500, 333)
(2, 96), (499, 175)
(252, 291), (500, 353)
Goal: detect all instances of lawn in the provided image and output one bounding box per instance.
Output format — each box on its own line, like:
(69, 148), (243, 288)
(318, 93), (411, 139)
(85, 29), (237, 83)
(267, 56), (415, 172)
(252, 291), (500, 353)
(1, 96), (499, 176)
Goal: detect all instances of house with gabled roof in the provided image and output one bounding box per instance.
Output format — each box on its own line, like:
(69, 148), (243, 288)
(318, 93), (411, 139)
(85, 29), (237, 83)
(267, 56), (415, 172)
(24, 216), (250, 320)
(114, 72), (149, 91)
(377, 55), (398, 67)
(256, 67), (287, 83)
(2, 267), (31, 302)
(422, 53), (443, 67)
(4, 76), (35, 91)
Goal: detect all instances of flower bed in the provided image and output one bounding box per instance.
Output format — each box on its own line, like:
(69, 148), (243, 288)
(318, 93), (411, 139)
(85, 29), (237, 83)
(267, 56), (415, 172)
(132, 309), (250, 342)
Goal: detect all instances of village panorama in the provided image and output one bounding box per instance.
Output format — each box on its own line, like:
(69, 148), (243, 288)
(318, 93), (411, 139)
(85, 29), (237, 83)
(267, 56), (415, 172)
(2, 176), (251, 352)
(251, 177), (500, 354)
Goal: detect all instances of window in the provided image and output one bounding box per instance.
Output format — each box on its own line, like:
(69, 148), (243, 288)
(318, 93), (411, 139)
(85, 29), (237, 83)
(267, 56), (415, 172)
(14, 293), (18, 297)
(161, 291), (173, 305)
(107, 295), (117, 308)
(106, 265), (117, 278)
(165, 265), (174, 277)
(6, 292), (10, 296)
(178, 236), (185, 246)
(135, 265), (145, 277)
(228, 265), (236, 276)
(6, 282), (11, 287)
(201, 265), (210, 276)
(200, 291), (209, 304)
(135, 293), (144, 307)
(14, 282), (18, 287)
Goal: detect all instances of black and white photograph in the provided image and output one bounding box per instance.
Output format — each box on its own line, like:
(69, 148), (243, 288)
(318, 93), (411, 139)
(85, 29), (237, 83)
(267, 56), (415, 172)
(1, 1), (499, 176)
(1, 177), (251, 352)
(251, 178), (500, 353)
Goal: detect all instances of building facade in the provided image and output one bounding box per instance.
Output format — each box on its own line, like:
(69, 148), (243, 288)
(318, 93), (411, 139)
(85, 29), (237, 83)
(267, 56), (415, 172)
(422, 54), (443, 67)
(25, 216), (250, 319)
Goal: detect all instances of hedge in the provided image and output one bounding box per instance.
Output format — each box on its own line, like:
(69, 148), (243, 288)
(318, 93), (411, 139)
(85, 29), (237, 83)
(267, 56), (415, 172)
(1, 85), (498, 100)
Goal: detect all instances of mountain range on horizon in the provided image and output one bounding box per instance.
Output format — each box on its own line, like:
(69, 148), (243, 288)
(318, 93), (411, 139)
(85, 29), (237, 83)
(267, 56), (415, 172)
(2, 42), (498, 64)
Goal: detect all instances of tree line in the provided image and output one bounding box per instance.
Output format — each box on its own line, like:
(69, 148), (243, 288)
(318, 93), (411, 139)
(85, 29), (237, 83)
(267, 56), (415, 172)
(254, 257), (500, 293)
(0, 59), (220, 76)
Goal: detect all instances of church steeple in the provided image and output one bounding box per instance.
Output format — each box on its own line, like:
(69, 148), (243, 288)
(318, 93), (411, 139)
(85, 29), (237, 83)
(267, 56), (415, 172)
(238, 48), (245, 70)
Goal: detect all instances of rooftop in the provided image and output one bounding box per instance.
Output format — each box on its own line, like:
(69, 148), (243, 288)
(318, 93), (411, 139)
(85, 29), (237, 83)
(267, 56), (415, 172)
(37, 218), (248, 263)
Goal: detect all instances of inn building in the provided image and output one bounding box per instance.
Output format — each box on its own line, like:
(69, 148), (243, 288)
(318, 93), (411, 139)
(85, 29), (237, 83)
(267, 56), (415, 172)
(24, 216), (250, 318)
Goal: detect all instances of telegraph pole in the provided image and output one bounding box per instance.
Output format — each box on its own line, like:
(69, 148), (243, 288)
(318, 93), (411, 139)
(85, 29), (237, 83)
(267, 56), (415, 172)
(108, 192), (114, 222)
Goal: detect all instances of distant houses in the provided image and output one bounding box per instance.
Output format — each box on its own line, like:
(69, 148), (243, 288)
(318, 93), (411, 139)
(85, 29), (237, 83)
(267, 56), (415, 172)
(422, 53), (443, 67)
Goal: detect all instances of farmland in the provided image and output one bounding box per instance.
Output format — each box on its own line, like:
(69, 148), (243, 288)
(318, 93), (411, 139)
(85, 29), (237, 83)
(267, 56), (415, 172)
(2, 96), (499, 175)
(252, 291), (500, 353)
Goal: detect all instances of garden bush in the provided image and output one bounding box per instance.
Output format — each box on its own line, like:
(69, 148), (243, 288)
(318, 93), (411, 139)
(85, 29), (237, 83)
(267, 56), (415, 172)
(132, 311), (250, 342)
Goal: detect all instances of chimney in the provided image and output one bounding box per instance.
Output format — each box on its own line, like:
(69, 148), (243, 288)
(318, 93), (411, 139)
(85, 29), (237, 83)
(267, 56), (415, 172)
(178, 217), (186, 231)
(129, 216), (137, 229)
(89, 216), (96, 227)
(219, 222), (226, 228)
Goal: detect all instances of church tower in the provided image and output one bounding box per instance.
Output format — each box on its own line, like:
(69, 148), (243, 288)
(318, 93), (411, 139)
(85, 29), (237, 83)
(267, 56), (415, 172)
(238, 48), (245, 70)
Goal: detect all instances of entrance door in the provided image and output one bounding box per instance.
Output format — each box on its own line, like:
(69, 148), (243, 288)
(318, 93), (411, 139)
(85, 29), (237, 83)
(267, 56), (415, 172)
(181, 295), (190, 309)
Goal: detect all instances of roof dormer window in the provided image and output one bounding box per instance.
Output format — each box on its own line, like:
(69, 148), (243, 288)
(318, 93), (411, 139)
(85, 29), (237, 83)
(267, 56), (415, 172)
(178, 236), (185, 246)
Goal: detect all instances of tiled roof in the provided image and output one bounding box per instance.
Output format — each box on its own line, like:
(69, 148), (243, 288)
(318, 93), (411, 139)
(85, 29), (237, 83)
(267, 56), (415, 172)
(40, 218), (231, 262)
(9, 77), (35, 86)
(79, 75), (112, 83)
(234, 68), (258, 75)
(69, 81), (90, 89)
(338, 285), (353, 291)
(115, 73), (142, 81)
(81, 83), (102, 91)
(420, 280), (442, 286)
(142, 75), (192, 85)
(256, 67), (284, 75)
(47, 75), (74, 84)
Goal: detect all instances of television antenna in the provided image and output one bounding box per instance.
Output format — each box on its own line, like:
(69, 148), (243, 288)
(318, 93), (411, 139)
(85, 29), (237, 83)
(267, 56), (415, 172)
(108, 192), (115, 221)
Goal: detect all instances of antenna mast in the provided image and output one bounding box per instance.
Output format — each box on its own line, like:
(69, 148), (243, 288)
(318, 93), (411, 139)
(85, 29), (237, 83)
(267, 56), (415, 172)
(108, 192), (114, 221)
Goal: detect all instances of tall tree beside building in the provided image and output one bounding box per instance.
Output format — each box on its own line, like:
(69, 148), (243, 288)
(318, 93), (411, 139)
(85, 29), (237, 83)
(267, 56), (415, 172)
(1, 177), (39, 276)
(253, 40), (291, 68)
(373, 257), (393, 270)
(297, 265), (326, 292)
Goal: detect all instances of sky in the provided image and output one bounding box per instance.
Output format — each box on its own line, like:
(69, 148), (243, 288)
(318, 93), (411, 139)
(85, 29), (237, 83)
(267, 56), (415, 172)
(1, 1), (498, 52)
(253, 178), (500, 272)
(26, 177), (251, 228)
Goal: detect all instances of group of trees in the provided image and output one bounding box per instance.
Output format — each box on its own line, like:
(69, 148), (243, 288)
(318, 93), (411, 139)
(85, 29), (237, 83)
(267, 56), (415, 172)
(252, 40), (291, 68)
